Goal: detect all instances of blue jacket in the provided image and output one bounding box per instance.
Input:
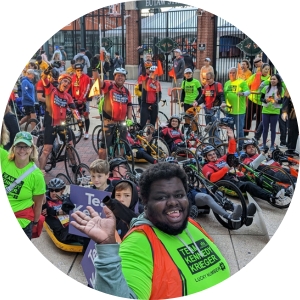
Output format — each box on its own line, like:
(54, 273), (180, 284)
(21, 76), (35, 106)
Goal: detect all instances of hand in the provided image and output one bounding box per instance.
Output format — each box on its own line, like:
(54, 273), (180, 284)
(281, 112), (288, 121)
(226, 127), (234, 139)
(220, 102), (227, 108)
(193, 101), (198, 107)
(70, 206), (116, 244)
(237, 92), (244, 96)
(43, 66), (52, 76)
(41, 209), (47, 216)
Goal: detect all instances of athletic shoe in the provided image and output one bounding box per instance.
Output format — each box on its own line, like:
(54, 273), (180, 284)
(84, 133), (89, 139)
(245, 203), (257, 226)
(228, 204), (242, 229)
(75, 131), (81, 137)
(259, 145), (267, 151)
(278, 143), (286, 148)
(276, 189), (285, 199)
(270, 146), (275, 152)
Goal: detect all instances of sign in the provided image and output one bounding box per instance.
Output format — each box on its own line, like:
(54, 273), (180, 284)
(101, 37), (113, 51)
(156, 37), (178, 53)
(137, 1), (187, 9)
(236, 37), (261, 57)
(198, 43), (206, 51)
(81, 240), (98, 288)
(68, 185), (111, 237)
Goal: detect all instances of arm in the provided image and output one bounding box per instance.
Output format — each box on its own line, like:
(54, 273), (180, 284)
(127, 104), (133, 120)
(33, 194), (45, 223)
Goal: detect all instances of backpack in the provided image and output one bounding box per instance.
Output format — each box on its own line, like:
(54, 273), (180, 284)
(75, 55), (86, 67)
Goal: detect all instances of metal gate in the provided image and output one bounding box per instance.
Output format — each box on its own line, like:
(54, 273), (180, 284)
(140, 7), (197, 81)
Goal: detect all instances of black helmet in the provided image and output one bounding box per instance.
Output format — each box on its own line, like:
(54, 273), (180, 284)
(51, 68), (59, 80)
(202, 145), (216, 156)
(109, 158), (128, 171)
(169, 114), (182, 122)
(242, 139), (257, 150)
(48, 178), (66, 189)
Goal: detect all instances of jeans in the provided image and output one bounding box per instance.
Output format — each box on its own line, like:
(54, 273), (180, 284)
(228, 113), (245, 150)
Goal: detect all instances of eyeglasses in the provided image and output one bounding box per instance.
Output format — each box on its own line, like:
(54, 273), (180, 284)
(185, 72), (192, 75)
(49, 188), (63, 193)
(15, 145), (31, 151)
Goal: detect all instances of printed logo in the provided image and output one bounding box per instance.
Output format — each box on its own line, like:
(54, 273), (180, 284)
(53, 95), (68, 107)
(3, 172), (24, 199)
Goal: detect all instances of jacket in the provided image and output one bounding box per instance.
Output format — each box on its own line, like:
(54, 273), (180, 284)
(21, 76), (35, 106)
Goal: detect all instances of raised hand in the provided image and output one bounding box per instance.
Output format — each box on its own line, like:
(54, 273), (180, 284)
(70, 206), (116, 244)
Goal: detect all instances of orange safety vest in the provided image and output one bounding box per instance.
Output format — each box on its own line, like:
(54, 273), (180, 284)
(123, 218), (213, 299)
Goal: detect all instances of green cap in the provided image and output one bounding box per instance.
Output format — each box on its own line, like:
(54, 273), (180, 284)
(13, 132), (33, 147)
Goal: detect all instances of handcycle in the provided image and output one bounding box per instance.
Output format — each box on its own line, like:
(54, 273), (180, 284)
(38, 122), (81, 183)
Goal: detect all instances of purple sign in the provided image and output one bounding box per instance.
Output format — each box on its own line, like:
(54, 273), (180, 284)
(68, 185), (111, 237)
(81, 240), (98, 288)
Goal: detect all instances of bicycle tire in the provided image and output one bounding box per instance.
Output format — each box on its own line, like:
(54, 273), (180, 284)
(74, 163), (91, 186)
(24, 118), (40, 136)
(55, 173), (72, 184)
(259, 165), (294, 209)
(67, 114), (84, 144)
(211, 180), (247, 230)
(149, 136), (171, 162)
(113, 138), (135, 174)
(174, 147), (200, 172)
(38, 145), (55, 172)
(92, 125), (102, 154)
(211, 125), (228, 144)
(158, 111), (169, 125)
(64, 145), (81, 184)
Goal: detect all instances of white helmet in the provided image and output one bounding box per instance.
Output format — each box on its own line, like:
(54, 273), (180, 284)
(113, 68), (128, 76)
(149, 66), (157, 72)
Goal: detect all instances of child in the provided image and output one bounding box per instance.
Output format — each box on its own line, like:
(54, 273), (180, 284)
(103, 180), (143, 239)
(89, 159), (114, 192)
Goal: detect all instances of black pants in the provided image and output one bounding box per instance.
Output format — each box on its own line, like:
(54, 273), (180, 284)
(135, 148), (156, 164)
(287, 118), (299, 150)
(140, 103), (158, 128)
(244, 101), (262, 136)
(234, 180), (272, 201)
(257, 165), (297, 183)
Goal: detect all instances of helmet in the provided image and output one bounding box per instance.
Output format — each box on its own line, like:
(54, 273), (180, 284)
(109, 158), (128, 171)
(149, 66), (157, 72)
(202, 145), (216, 156)
(51, 68), (59, 80)
(242, 139), (257, 150)
(113, 68), (128, 76)
(144, 61), (152, 68)
(165, 157), (178, 164)
(169, 114), (182, 122)
(47, 178), (66, 189)
(58, 74), (72, 84)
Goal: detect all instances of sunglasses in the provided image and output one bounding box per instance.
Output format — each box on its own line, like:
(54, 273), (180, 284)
(49, 188), (63, 193)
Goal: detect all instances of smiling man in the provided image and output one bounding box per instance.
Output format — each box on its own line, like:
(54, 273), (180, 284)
(71, 163), (230, 298)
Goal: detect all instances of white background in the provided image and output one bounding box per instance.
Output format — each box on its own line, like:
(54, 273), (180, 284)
(0, 0), (298, 299)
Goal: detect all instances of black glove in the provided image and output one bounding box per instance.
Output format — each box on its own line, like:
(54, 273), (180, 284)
(91, 56), (100, 70)
(264, 147), (269, 154)
(43, 65), (53, 76)
(61, 195), (75, 213)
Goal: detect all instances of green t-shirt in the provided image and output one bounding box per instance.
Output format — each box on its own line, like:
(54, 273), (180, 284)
(181, 78), (201, 104)
(0, 148), (46, 228)
(246, 73), (270, 105)
(120, 222), (230, 298)
(261, 86), (285, 115)
(224, 79), (249, 114)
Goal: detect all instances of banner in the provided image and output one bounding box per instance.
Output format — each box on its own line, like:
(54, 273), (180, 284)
(88, 79), (101, 98)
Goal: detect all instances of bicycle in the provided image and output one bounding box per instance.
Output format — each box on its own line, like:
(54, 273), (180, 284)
(66, 107), (85, 144)
(38, 121), (81, 183)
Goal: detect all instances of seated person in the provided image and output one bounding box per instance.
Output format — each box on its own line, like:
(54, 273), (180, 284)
(126, 120), (158, 164)
(201, 127), (289, 206)
(160, 114), (185, 152)
(42, 178), (90, 251)
(241, 140), (297, 184)
(109, 157), (131, 181)
(103, 180), (143, 239)
(89, 159), (115, 192)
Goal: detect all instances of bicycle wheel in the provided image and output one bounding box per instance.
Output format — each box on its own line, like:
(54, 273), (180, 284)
(149, 136), (171, 162)
(92, 125), (102, 154)
(55, 173), (72, 184)
(64, 145), (81, 184)
(38, 146), (55, 172)
(211, 125), (228, 143)
(158, 111), (169, 126)
(74, 163), (91, 186)
(173, 147), (200, 172)
(24, 118), (40, 136)
(235, 137), (261, 155)
(67, 115), (84, 144)
(113, 138), (135, 174)
(259, 165), (294, 209)
(211, 180), (247, 230)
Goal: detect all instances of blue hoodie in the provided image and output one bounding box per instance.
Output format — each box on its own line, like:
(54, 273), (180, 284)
(21, 76), (35, 106)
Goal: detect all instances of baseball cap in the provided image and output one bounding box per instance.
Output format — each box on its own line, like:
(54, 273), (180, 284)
(26, 69), (35, 75)
(204, 58), (211, 62)
(184, 68), (193, 74)
(74, 63), (83, 70)
(80, 48), (86, 52)
(174, 49), (182, 54)
(13, 132), (33, 147)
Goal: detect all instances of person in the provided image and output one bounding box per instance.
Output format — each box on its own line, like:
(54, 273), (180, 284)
(105, 53), (114, 80)
(103, 179), (141, 239)
(108, 157), (131, 181)
(18, 69), (37, 129)
(172, 48), (185, 102)
(51, 50), (64, 74)
(200, 57), (214, 87)
(89, 159), (114, 192)
(197, 71), (224, 137)
(137, 46), (153, 76)
(52, 45), (62, 61)
(245, 63), (271, 138)
(38, 67), (83, 172)
(42, 178), (90, 250)
(70, 63), (91, 139)
(180, 68), (201, 112)
(140, 65), (161, 128)
(253, 56), (264, 73)
(40, 50), (50, 64)
(259, 73), (284, 151)
(66, 59), (76, 76)
(73, 48), (90, 74)
(281, 88), (298, 150)
(238, 59), (252, 81)
(181, 48), (194, 71)
(223, 67), (250, 150)
(240, 139), (297, 183)
(71, 163), (231, 298)
(91, 56), (132, 160)
(59, 46), (68, 65)
(4, 102), (20, 151)
(35, 55), (49, 72)
(112, 51), (124, 70)
(1, 132), (45, 239)
(201, 127), (289, 206)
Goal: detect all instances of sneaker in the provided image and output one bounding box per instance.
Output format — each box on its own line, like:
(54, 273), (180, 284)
(278, 143), (286, 148)
(276, 189), (285, 199)
(189, 205), (199, 220)
(245, 203), (257, 226)
(275, 195), (291, 206)
(286, 185), (294, 197)
(228, 204), (242, 229)
(75, 131), (81, 137)
(259, 145), (267, 151)
(84, 133), (89, 139)
(270, 146), (275, 152)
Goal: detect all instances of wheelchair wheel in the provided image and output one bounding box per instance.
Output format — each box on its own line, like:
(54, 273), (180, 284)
(55, 173), (72, 185)
(92, 125), (102, 154)
(64, 145), (81, 184)
(74, 163), (91, 186)
(158, 111), (169, 126)
(149, 137), (171, 162)
(211, 180), (247, 230)
(173, 147), (200, 172)
(259, 165), (294, 209)
(113, 138), (135, 174)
